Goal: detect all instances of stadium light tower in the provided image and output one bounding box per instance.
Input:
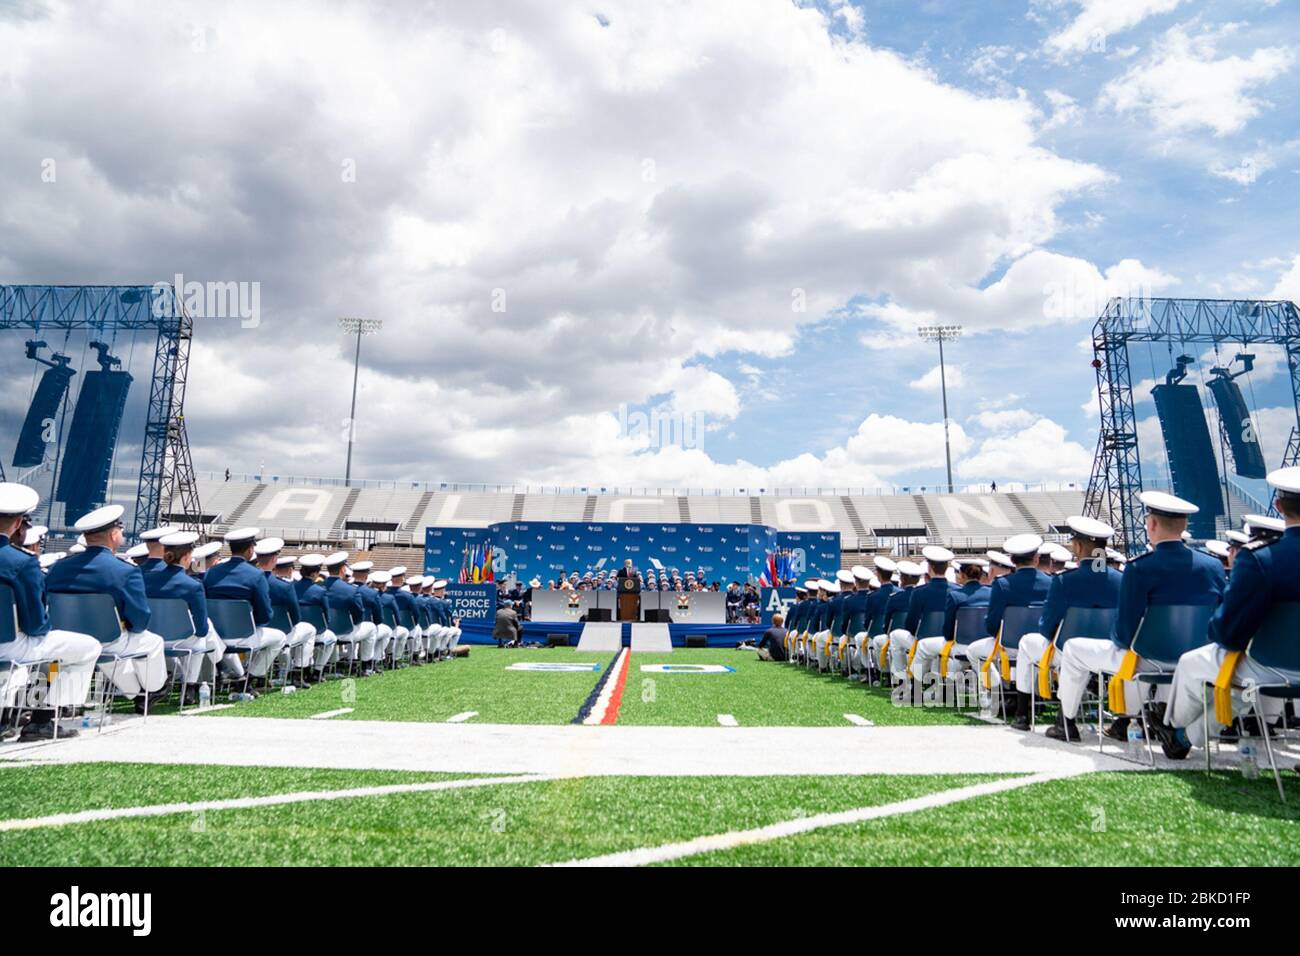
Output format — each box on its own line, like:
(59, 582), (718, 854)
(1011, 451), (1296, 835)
(338, 317), (383, 486)
(918, 324), (962, 494)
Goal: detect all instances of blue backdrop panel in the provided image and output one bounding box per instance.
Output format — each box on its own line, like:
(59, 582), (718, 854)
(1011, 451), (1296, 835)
(443, 583), (496, 622)
(13, 363), (75, 468)
(775, 532), (841, 581)
(759, 587), (797, 625)
(55, 368), (132, 524)
(1151, 383), (1223, 539)
(1206, 376), (1267, 479)
(423, 527), (494, 583)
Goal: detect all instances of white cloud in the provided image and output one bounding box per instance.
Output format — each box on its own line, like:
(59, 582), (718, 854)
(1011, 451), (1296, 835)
(1045, 0), (1186, 58)
(970, 408), (1041, 432)
(1041, 89), (1083, 130)
(1268, 254), (1300, 303)
(956, 417), (1094, 482)
(1100, 23), (1295, 136)
(908, 364), (964, 392)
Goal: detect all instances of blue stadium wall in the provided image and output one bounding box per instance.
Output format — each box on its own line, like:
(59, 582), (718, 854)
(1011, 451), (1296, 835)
(423, 522), (841, 585)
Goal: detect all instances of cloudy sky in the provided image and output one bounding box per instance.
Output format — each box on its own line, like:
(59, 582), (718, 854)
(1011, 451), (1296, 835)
(3, 0), (1299, 492)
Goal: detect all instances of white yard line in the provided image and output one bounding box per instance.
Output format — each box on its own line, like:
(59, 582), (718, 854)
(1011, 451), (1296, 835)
(716, 714), (738, 727)
(446, 711), (478, 723)
(550, 770), (1085, 867)
(180, 704), (235, 715)
(0, 773), (555, 833)
(308, 708), (354, 720)
(842, 714), (873, 727)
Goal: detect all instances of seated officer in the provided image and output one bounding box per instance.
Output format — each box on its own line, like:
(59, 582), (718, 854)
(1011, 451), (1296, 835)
(141, 531), (220, 700)
(320, 552), (377, 670)
(292, 554), (337, 677)
(189, 541), (222, 581)
(349, 561), (392, 667)
(0, 484), (100, 739)
(45, 505), (168, 712)
(203, 528), (286, 683)
(431, 579), (460, 657)
(965, 534), (1050, 723)
(816, 571), (854, 671)
(253, 536), (316, 683)
(1158, 467), (1300, 758)
(782, 586), (808, 660)
(895, 546), (960, 685)
(1055, 492), (1225, 744)
(387, 566), (422, 662)
(910, 557), (989, 682)
(1011, 517), (1123, 737)
(137, 525), (178, 573)
(370, 571), (406, 661)
(868, 561), (923, 682)
(837, 566), (872, 674)
(854, 558), (896, 677)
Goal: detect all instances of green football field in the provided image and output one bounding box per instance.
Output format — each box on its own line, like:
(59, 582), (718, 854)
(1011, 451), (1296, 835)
(11, 644), (1299, 867)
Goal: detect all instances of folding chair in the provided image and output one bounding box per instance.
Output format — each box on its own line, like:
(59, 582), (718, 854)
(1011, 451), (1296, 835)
(148, 598), (202, 713)
(1027, 606), (1117, 731)
(0, 583), (57, 740)
(991, 605), (1042, 720)
(47, 592), (154, 731)
(328, 608), (361, 674)
(299, 604), (335, 678)
(381, 605), (403, 667)
(206, 599), (262, 697)
(946, 605), (989, 708)
(268, 605), (312, 686)
(1240, 602), (1300, 801)
(1127, 604), (1215, 765)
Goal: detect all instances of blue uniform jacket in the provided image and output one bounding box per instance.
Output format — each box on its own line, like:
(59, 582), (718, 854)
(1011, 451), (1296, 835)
(842, 588), (870, 635)
(945, 581), (991, 640)
(905, 578), (963, 635)
(883, 585), (914, 629)
(142, 562), (209, 637)
(265, 572), (302, 625)
(1110, 540), (1225, 649)
(0, 533), (49, 636)
(864, 583), (896, 632)
(293, 577), (328, 612)
(46, 545), (152, 633)
(203, 556), (273, 626)
(321, 575), (365, 627)
(984, 567), (1052, 637)
(1037, 564), (1122, 640)
(1209, 528), (1300, 652)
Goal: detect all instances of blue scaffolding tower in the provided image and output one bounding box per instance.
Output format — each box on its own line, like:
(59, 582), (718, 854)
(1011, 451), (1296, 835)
(0, 284), (201, 538)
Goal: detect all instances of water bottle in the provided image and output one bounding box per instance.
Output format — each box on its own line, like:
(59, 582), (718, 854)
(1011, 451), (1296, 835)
(281, 684), (296, 696)
(198, 682), (211, 709)
(1240, 740), (1260, 780)
(1126, 722), (1144, 759)
(979, 689), (994, 719)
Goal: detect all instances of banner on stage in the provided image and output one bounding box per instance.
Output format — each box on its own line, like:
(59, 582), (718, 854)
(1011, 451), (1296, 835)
(760, 587), (797, 625)
(443, 583), (495, 622)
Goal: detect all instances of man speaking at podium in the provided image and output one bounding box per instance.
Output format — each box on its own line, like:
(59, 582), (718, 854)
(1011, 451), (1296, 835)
(616, 558), (641, 621)
(616, 558), (640, 591)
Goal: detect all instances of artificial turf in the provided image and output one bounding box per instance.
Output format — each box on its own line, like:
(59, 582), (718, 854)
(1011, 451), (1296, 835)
(0, 762), (469, 822)
(187, 647), (986, 727)
(679, 770), (1300, 866)
(617, 650), (985, 726)
(0, 767), (991, 866)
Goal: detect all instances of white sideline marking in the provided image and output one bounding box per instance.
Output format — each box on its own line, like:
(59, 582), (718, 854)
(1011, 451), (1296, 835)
(446, 711), (478, 723)
(549, 770), (1086, 867)
(716, 714), (738, 727)
(309, 708), (354, 720)
(180, 704), (235, 715)
(0, 774), (556, 833)
(843, 714), (873, 727)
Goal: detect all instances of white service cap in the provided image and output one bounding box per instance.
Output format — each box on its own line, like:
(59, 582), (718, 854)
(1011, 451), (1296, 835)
(921, 545), (954, 563)
(1066, 515), (1114, 540)
(253, 536), (285, 556)
(74, 504), (125, 534)
(1139, 490), (1198, 517)
(1003, 533), (1043, 557)
(0, 483), (39, 517)
(224, 527), (261, 544)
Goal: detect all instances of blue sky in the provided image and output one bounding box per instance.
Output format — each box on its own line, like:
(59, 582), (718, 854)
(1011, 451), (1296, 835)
(2, 0), (1298, 490)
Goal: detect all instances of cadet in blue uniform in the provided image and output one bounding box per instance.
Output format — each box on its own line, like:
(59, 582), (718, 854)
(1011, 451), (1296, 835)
(320, 552), (377, 671)
(253, 537), (316, 682)
(46, 505), (168, 709)
(1056, 492), (1225, 739)
(854, 558), (896, 676)
(0, 484), (100, 739)
(782, 585), (808, 661)
(1011, 517), (1123, 737)
(431, 579), (460, 657)
(348, 561), (392, 669)
(385, 567), (419, 663)
(141, 530), (221, 696)
(189, 541), (222, 582)
(203, 528), (286, 681)
(893, 546), (961, 682)
(837, 567), (872, 675)
(293, 554), (337, 676)
(910, 557), (989, 682)
(1160, 468), (1300, 757)
(801, 579), (830, 666)
(791, 579), (819, 664)
(370, 571), (405, 662)
(815, 571), (853, 671)
(868, 560), (922, 682)
(138, 525), (178, 573)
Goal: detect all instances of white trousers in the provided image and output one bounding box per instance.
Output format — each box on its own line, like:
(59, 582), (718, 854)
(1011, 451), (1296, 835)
(0, 629), (101, 709)
(910, 635), (963, 680)
(275, 622), (317, 669)
(312, 629), (338, 669)
(1056, 637), (1160, 719)
(373, 623), (393, 661)
(335, 621), (377, 662)
(390, 626), (410, 660)
(812, 630), (832, 668)
(99, 630), (167, 696)
(1167, 643), (1284, 747)
(1015, 633), (1052, 695)
(232, 626), (286, 678)
(164, 634), (223, 685)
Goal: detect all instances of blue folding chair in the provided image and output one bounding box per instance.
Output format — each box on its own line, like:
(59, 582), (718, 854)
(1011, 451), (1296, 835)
(47, 592), (154, 729)
(1242, 602), (1300, 801)
(148, 598), (202, 713)
(328, 608), (360, 674)
(1129, 604), (1215, 765)
(991, 605), (1042, 721)
(0, 583), (58, 741)
(207, 599), (260, 695)
(1028, 606), (1118, 730)
(268, 605), (311, 685)
(299, 604), (336, 677)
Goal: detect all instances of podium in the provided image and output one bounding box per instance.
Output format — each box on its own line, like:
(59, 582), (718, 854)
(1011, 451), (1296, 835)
(617, 576), (641, 622)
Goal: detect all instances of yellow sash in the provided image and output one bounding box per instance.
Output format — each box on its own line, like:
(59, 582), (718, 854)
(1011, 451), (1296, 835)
(879, 638), (890, 670)
(1107, 650), (1139, 712)
(1213, 650), (1244, 726)
(1037, 643), (1056, 699)
(938, 640), (956, 678)
(838, 637), (848, 663)
(906, 639), (919, 676)
(979, 630), (1010, 689)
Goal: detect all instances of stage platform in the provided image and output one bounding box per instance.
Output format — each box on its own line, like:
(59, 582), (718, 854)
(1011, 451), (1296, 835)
(458, 619), (766, 648)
